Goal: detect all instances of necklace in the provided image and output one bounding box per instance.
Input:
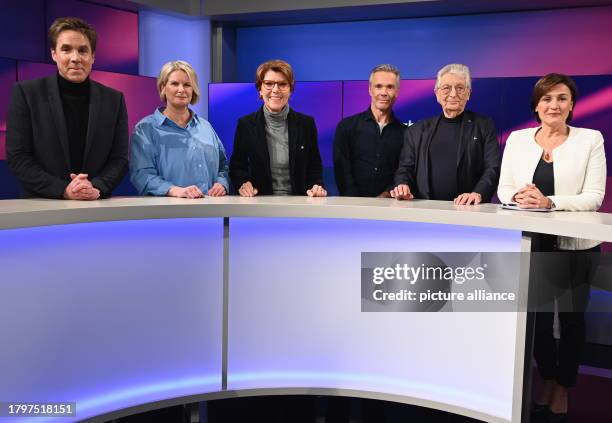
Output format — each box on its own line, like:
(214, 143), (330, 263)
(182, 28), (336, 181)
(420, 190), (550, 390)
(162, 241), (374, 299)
(543, 150), (552, 162)
(536, 126), (569, 163)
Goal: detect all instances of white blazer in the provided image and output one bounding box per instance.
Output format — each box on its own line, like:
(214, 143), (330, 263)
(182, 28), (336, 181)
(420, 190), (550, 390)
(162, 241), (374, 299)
(498, 126), (607, 250)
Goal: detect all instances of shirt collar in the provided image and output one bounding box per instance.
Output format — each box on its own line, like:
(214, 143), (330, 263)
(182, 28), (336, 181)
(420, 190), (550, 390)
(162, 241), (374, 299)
(154, 107), (200, 128)
(364, 107), (398, 125)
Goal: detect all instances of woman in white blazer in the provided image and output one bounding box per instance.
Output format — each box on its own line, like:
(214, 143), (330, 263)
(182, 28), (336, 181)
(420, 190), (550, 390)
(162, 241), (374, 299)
(498, 73), (606, 422)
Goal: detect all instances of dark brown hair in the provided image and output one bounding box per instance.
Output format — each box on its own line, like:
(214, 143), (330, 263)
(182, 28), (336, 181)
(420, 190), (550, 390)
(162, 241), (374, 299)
(531, 73), (578, 123)
(49, 17), (97, 53)
(255, 59), (295, 93)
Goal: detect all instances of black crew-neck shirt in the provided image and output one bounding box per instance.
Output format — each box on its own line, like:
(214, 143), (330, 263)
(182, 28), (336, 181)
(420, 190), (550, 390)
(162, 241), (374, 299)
(428, 113), (462, 200)
(58, 74), (90, 173)
(532, 158), (555, 197)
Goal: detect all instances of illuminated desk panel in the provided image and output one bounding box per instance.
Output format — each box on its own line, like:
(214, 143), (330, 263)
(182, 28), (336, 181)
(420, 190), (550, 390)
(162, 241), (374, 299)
(0, 197), (610, 422)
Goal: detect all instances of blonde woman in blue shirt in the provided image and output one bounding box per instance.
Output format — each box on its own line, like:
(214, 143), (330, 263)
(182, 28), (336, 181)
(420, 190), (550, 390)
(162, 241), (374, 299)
(130, 61), (229, 198)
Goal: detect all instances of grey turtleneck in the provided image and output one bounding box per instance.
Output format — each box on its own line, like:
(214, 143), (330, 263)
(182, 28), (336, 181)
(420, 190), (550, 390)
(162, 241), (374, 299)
(263, 105), (292, 195)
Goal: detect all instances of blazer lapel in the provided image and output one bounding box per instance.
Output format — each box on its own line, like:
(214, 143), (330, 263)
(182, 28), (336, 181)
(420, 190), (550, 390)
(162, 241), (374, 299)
(422, 115), (442, 196)
(425, 114), (442, 151)
(47, 75), (71, 169)
(287, 109), (298, 177)
(82, 81), (100, 167)
(456, 111), (471, 167)
(255, 107), (272, 176)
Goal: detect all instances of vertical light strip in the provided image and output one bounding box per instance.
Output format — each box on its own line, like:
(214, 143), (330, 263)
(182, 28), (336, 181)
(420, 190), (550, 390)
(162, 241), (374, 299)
(513, 234), (533, 423)
(222, 217), (230, 390)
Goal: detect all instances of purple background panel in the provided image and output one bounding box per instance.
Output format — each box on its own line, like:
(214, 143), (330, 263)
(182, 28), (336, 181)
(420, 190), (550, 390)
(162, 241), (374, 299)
(0, 0), (45, 62)
(0, 132), (5, 161)
(498, 77), (540, 144)
(89, 71), (160, 132)
(342, 79), (504, 139)
(603, 177), (612, 214)
(291, 81), (342, 167)
(17, 61), (57, 83)
(0, 58), (17, 132)
(208, 83), (261, 156)
(208, 82), (342, 167)
(46, 0), (139, 75)
(499, 76), (612, 180)
(237, 6), (612, 82)
(342, 79), (437, 123)
(0, 159), (20, 199)
(17, 62), (159, 133)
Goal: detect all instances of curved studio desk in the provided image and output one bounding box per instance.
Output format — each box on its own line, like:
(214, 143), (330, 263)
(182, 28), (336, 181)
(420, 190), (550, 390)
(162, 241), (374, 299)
(1, 197), (611, 423)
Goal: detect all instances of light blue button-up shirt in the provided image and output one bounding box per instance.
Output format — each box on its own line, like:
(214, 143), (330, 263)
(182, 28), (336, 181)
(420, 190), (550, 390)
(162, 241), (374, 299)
(130, 108), (229, 196)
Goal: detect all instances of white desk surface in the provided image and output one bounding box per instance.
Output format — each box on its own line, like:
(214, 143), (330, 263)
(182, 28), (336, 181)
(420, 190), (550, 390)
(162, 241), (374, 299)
(1, 196), (611, 242)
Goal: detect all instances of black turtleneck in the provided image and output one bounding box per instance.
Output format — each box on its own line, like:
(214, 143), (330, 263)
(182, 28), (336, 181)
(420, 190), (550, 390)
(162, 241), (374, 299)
(428, 112), (463, 201)
(57, 74), (90, 173)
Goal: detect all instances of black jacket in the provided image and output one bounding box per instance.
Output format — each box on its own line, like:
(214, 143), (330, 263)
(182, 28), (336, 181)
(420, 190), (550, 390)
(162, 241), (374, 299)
(394, 110), (501, 202)
(6, 74), (129, 198)
(229, 106), (323, 195)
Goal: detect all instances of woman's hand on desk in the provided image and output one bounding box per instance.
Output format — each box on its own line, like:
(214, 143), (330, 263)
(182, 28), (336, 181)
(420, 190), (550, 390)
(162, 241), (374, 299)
(167, 185), (204, 199)
(207, 183), (227, 197)
(238, 181), (258, 197)
(514, 184), (553, 209)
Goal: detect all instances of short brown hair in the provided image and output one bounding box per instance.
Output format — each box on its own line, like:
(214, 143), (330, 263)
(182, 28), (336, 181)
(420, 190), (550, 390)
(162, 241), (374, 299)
(531, 73), (578, 123)
(255, 60), (295, 93)
(157, 61), (200, 105)
(49, 17), (97, 53)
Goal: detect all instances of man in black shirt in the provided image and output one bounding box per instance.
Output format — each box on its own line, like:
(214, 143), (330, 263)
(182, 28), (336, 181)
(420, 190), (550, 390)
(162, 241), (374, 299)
(391, 63), (500, 204)
(333, 64), (406, 197)
(6, 17), (128, 199)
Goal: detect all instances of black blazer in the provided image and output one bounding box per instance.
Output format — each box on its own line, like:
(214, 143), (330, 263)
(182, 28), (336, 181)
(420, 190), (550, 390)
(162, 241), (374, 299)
(394, 110), (501, 202)
(229, 106), (323, 195)
(6, 74), (129, 198)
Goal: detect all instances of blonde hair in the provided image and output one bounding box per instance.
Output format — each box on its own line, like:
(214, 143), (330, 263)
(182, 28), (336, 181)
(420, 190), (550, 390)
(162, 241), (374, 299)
(157, 60), (200, 105)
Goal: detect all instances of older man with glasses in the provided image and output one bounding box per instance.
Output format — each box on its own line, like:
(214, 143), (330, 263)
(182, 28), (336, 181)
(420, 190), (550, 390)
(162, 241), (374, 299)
(391, 63), (500, 205)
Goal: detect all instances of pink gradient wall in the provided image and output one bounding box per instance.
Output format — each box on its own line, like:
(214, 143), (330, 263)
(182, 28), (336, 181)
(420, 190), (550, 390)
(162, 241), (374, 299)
(17, 62), (159, 133)
(237, 6), (612, 81)
(0, 133), (5, 161)
(0, 59), (16, 132)
(46, 0), (139, 75)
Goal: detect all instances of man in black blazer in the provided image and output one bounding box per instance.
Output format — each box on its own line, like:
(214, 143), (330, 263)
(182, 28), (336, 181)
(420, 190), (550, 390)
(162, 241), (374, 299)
(6, 17), (128, 199)
(391, 64), (500, 204)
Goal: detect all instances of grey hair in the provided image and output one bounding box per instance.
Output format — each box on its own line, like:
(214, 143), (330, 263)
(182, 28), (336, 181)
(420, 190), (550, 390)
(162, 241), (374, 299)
(369, 64), (401, 88)
(435, 63), (471, 90)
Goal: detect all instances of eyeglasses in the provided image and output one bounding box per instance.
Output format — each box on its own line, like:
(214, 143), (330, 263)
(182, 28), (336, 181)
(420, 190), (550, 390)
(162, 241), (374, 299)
(437, 85), (468, 96)
(262, 80), (290, 91)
